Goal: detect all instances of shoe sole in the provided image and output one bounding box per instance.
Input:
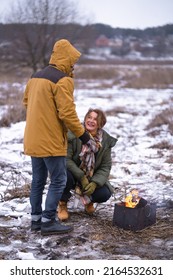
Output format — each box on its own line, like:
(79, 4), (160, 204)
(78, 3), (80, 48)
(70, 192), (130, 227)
(58, 217), (69, 222)
(31, 228), (41, 231)
(85, 210), (95, 215)
(41, 228), (73, 236)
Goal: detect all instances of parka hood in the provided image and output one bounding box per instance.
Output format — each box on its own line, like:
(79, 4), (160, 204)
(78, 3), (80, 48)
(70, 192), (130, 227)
(49, 39), (81, 75)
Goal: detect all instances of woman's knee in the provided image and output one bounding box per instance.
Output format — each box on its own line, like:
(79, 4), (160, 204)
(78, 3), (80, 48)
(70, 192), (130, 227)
(66, 170), (76, 188)
(101, 188), (111, 202)
(92, 186), (111, 203)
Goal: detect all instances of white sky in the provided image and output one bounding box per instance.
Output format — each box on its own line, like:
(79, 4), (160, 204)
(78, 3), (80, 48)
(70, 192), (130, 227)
(77, 0), (173, 29)
(0, 0), (173, 29)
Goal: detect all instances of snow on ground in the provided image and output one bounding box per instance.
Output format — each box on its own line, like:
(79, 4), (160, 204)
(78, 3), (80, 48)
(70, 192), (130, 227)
(0, 80), (173, 260)
(75, 85), (173, 203)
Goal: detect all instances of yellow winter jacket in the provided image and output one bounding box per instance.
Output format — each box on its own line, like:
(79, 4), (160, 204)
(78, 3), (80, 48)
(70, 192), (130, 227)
(23, 39), (85, 157)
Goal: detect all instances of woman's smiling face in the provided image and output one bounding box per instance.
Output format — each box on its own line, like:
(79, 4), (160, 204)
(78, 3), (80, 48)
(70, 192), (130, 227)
(85, 111), (99, 135)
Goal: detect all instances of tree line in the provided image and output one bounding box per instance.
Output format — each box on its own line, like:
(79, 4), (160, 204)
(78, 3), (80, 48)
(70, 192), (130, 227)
(0, 0), (172, 72)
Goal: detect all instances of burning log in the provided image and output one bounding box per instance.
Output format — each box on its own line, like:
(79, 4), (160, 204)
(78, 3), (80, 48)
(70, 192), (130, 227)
(125, 189), (140, 208)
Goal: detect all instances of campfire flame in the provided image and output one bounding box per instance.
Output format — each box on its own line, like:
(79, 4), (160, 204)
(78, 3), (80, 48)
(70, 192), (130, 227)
(125, 189), (140, 208)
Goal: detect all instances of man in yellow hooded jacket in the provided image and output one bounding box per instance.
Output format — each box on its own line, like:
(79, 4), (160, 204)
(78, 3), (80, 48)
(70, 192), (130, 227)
(23, 39), (90, 236)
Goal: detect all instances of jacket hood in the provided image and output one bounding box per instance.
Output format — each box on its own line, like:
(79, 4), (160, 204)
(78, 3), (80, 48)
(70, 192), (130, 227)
(49, 39), (81, 75)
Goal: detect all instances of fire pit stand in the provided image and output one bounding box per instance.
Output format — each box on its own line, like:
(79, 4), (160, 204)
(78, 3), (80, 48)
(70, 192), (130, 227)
(112, 198), (156, 231)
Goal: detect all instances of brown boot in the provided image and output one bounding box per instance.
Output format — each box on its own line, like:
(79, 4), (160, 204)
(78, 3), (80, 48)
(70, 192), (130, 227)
(57, 201), (69, 221)
(85, 202), (95, 215)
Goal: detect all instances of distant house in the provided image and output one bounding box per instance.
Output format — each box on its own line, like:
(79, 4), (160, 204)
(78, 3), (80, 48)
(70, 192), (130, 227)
(91, 35), (111, 56)
(110, 38), (123, 48)
(95, 35), (110, 47)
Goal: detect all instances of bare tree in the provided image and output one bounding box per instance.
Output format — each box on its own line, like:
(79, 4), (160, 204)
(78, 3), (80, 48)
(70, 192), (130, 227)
(6, 0), (82, 71)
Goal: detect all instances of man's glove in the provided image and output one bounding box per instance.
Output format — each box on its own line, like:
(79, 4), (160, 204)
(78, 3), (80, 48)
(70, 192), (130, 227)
(79, 131), (90, 144)
(83, 182), (97, 196)
(80, 175), (89, 190)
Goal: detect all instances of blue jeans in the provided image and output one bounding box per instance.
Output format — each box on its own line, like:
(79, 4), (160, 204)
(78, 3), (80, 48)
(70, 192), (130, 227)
(61, 170), (112, 203)
(30, 156), (67, 221)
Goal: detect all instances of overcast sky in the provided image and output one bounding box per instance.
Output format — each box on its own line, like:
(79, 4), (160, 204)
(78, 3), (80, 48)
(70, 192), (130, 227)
(78, 0), (173, 29)
(0, 0), (173, 29)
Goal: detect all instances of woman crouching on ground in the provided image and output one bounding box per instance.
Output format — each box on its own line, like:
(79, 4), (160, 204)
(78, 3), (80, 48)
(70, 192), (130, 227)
(57, 108), (117, 220)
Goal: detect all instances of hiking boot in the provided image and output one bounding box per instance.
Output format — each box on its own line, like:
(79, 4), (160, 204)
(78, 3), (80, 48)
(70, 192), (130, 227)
(57, 201), (69, 221)
(31, 219), (41, 231)
(85, 202), (95, 214)
(41, 219), (73, 236)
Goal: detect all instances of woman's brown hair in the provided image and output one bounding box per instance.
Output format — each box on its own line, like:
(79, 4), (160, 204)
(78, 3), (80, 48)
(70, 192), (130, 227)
(84, 108), (107, 129)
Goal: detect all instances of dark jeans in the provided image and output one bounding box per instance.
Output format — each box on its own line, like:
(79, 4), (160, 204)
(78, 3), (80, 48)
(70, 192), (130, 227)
(60, 170), (112, 203)
(30, 156), (66, 221)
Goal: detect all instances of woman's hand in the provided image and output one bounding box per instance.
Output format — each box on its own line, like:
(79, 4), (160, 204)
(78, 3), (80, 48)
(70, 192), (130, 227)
(80, 175), (89, 190)
(83, 182), (97, 196)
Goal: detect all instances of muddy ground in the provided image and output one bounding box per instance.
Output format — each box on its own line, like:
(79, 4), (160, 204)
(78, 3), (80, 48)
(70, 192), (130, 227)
(0, 195), (173, 260)
(0, 63), (173, 260)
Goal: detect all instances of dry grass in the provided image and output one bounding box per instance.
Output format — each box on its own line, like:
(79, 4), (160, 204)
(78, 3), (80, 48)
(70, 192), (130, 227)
(146, 107), (173, 134)
(105, 107), (138, 116)
(1, 61), (173, 127)
(150, 141), (173, 150)
(76, 64), (173, 89)
(166, 155), (173, 163)
(76, 66), (120, 80)
(0, 86), (26, 127)
(3, 184), (31, 201)
(124, 67), (173, 89)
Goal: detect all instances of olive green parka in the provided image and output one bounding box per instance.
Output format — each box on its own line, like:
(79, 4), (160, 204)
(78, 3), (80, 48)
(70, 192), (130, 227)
(23, 39), (85, 157)
(67, 129), (117, 192)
